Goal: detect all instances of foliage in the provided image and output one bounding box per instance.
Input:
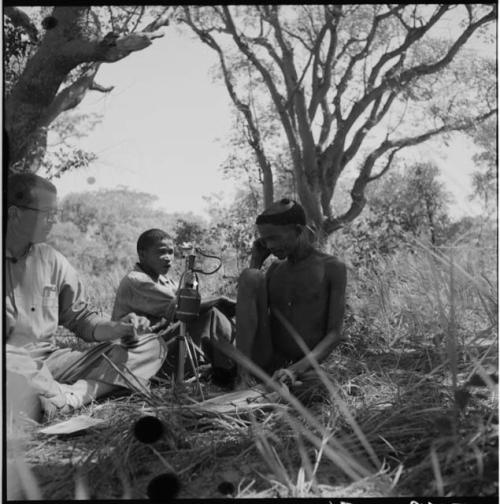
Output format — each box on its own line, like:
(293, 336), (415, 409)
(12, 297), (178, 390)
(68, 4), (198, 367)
(46, 188), (231, 312)
(41, 111), (104, 179)
(180, 5), (496, 235)
(369, 162), (452, 244)
(204, 189), (260, 268)
(332, 162), (453, 268)
(173, 217), (208, 249)
(468, 116), (497, 214)
(4, 16), (36, 95)
(49, 188), (178, 277)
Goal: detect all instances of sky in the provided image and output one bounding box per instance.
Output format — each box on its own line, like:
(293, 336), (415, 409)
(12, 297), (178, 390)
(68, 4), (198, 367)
(47, 28), (237, 219)
(44, 14), (489, 221)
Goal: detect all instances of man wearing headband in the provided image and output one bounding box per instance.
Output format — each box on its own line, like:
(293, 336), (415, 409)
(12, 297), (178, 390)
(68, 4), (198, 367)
(234, 198), (347, 388)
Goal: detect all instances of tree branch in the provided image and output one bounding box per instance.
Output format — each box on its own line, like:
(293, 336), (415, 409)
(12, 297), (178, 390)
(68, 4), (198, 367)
(59, 28), (167, 63)
(143, 6), (175, 32)
(341, 5), (494, 149)
(39, 63), (102, 127)
(218, 5), (302, 174)
(343, 87), (399, 165)
(130, 6), (146, 33)
(324, 106), (497, 232)
(182, 7), (274, 206)
(89, 81), (114, 93)
(367, 5), (450, 90)
(308, 5), (340, 121)
(367, 147), (402, 182)
(399, 5), (497, 85)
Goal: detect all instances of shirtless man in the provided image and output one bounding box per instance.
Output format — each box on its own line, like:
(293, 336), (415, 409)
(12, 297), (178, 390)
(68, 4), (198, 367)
(235, 198), (347, 388)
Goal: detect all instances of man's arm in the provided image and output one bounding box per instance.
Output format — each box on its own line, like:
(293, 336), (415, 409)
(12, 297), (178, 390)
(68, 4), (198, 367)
(57, 257), (149, 342)
(278, 259), (347, 378)
(58, 271), (101, 343)
(93, 313), (150, 342)
(199, 295), (236, 318)
(112, 275), (177, 322)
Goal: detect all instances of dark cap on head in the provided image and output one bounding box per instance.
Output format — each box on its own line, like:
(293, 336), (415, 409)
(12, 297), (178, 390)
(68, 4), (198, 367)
(255, 198), (306, 226)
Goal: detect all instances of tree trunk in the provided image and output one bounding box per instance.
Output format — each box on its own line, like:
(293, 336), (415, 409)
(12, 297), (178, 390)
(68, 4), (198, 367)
(6, 8), (89, 170)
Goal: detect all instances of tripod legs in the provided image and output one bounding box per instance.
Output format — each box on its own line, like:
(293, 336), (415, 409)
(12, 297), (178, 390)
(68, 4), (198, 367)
(175, 323), (204, 399)
(175, 324), (187, 384)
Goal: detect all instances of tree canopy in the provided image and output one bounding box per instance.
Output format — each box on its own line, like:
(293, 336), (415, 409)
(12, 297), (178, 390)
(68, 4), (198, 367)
(180, 4), (497, 236)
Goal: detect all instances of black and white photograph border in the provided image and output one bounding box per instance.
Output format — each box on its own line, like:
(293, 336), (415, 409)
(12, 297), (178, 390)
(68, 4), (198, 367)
(3, 4), (498, 501)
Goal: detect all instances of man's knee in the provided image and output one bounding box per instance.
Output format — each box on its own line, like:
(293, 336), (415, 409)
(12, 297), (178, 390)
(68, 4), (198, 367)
(238, 268), (266, 293)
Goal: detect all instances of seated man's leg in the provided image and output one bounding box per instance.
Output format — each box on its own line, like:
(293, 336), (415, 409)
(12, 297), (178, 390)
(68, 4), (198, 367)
(6, 346), (45, 422)
(45, 333), (168, 402)
(188, 306), (235, 368)
(6, 344), (88, 421)
(158, 309), (235, 382)
(234, 268), (273, 384)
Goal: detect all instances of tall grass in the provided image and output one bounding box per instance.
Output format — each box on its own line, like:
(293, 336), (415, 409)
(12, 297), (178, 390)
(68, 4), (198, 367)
(11, 230), (498, 498)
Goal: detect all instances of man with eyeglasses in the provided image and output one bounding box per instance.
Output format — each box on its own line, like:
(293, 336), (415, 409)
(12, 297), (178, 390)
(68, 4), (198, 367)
(6, 172), (168, 421)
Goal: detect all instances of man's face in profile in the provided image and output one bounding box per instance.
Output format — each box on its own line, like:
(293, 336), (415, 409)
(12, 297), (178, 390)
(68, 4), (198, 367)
(140, 238), (175, 276)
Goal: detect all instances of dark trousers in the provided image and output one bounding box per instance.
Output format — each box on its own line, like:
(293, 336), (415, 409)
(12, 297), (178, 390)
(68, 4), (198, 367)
(160, 307), (236, 376)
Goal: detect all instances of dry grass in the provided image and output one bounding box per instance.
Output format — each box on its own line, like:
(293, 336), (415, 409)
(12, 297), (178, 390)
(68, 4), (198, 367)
(6, 239), (498, 499)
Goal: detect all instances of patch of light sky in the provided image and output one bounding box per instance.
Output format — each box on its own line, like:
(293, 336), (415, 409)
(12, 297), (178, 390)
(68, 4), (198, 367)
(46, 6), (493, 221)
(49, 27), (237, 219)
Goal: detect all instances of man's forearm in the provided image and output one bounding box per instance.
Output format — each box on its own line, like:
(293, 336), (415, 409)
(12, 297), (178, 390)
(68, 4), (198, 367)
(93, 321), (119, 342)
(199, 296), (218, 312)
(93, 320), (134, 342)
(291, 331), (343, 374)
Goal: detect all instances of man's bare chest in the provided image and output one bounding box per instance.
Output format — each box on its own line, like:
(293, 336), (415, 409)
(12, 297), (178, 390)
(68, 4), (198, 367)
(268, 262), (328, 308)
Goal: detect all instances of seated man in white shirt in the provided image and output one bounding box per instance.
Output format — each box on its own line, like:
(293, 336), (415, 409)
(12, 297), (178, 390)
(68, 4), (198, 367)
(6, 173), (168, 421)
(112, 229), (236, 382)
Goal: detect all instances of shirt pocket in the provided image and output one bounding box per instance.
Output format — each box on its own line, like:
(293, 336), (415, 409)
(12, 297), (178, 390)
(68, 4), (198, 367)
(42, 285), (59, 309)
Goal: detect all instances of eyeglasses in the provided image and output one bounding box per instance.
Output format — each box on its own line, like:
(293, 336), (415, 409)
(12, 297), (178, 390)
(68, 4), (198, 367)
(16, 205), (60, 219)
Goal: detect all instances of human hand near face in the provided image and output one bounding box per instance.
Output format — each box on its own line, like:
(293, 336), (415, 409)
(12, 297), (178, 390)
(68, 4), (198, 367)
(250, 238), (271, 268)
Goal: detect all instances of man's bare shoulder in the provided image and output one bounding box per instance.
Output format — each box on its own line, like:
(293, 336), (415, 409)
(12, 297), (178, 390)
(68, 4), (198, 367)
(121, 269), (156, 287)
(311, 251), (346, 277)
(311, 250), (345, 265)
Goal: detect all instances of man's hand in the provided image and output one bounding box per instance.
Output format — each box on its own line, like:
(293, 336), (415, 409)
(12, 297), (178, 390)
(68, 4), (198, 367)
(272, 367), (302, 388)
(93, 313), (151, 342)
(250, 238), (271, 269)
(120, 313), (151, 334)
(200, 296), (236, 318)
